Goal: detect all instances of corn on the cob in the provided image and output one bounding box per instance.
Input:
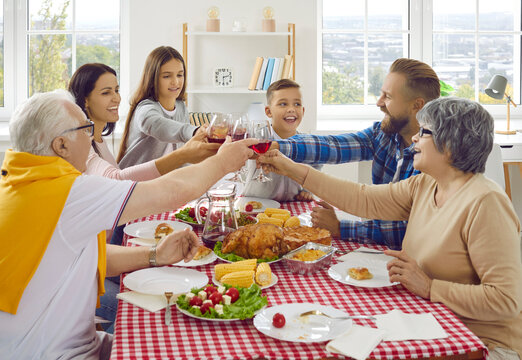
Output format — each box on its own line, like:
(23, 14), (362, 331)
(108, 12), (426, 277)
(255, 262), (272, 286)
(214, 259), (257, 280)
(220, 270), (255, 288)
(284, 216), (300, 228)
(271, 213), (291, 222)
(264, 208), (291, 216)
(256, 213), (269, 220)
(257, 216), (284, 227)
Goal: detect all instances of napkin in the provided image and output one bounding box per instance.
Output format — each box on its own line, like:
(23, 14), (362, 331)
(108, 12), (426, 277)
(375, 309), (448, 341)
(326, 325), (385, 360)
(117, 291), (171, 312)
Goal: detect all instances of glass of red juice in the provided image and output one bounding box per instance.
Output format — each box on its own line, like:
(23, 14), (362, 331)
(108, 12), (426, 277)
(249, 119), (273, 182)
(207, 113), (229, 143)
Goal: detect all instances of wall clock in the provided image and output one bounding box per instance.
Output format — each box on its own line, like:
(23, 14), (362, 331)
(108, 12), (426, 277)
(213, 67), (233, 87)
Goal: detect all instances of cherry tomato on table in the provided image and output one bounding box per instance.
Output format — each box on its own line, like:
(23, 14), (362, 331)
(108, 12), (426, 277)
(272, 313), (285, 328)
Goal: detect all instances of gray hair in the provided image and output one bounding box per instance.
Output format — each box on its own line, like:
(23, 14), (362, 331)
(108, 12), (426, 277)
(416, 97), (494, 174)
(10, 90), (80, 156)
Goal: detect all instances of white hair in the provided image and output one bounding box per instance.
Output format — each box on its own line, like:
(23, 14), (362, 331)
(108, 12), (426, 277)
(10, 90), (80, 156)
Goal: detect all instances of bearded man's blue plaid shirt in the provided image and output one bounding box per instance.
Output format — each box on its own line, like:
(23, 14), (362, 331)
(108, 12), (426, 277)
(277, 121), (420, 250)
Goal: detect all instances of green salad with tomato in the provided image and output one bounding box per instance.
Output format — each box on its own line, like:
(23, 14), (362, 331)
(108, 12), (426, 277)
(176, 284), (267, 320)
(175, 206), (207, 224)
(213, 242), (279, 263)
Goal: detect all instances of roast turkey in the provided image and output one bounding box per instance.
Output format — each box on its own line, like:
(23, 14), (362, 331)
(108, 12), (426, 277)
(221, 224), (331, 259)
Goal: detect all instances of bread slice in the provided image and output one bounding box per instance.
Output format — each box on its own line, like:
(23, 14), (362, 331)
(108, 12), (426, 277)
(348, 267), (373, 280)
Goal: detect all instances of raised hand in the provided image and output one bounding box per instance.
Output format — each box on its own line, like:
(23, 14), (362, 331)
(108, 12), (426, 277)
(217, 137), (258, 174)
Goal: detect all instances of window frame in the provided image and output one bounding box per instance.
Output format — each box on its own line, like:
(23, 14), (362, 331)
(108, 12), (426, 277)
(0, 0), (127, 123)
(317, 0), (522, 126)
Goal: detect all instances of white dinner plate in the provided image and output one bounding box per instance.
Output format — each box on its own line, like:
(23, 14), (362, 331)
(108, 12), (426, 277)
(328, 252), (399, 288)
(235, 197), (281, 213)
(124, 220), (192, 240)
(176, 304), (266, 322)
(123, 267), (208, 295)
(212, 273), (278, 290)
(298, 210), (360, 227)
(173, 251), (218, 267)
(253, 303), (352, 343)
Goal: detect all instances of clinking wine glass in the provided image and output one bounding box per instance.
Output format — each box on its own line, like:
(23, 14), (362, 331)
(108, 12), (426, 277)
(207, 113), (229, 144)
(227, 113), (251, 182)
(249, 119), (272, 182)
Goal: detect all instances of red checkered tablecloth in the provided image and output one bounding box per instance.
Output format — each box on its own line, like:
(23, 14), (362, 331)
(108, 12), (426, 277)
(110, 201), (487, 360)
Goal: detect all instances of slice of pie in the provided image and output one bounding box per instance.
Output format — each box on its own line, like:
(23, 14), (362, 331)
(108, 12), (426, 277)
(348, 267), (373, 280)
(193, 245), (212, 260)
(282, 226), (332, 252)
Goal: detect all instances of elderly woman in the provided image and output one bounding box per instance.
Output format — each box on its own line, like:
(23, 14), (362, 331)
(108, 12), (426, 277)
(258, 97), (522, 358)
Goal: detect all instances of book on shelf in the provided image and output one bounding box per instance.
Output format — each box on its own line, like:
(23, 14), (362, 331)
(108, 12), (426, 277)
(270, 58), (282, 85)
(281, 54), (293, 79)
(255, 58), (269, 90)
(248, 57), (264, 90)
(262, 58), (275, 91)
(276, 57), (284, 81)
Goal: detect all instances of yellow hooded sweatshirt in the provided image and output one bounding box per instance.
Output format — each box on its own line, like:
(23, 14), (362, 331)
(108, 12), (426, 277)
(0, 150), (106, 315)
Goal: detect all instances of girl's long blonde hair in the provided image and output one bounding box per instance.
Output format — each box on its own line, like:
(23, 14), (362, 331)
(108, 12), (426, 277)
(117, 46), (187, 162)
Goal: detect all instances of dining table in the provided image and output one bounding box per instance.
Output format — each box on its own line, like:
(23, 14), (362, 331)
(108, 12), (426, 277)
(110, 201), (487, 360)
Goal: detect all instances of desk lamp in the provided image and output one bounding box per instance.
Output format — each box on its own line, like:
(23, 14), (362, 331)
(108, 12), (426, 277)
(485, 74), (517, 135)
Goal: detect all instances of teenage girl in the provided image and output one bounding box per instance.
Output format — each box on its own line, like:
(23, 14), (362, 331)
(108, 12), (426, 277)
(68, 63), (219, 333)
(68, 63), (218, 180)
(117, 46), (202, 168)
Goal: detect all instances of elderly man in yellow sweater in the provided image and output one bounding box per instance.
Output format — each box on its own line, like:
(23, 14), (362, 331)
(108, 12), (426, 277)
(259, 97), (522, 359)
(0, 90), (258, 359)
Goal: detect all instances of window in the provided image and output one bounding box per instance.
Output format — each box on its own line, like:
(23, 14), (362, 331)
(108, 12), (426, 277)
(26, 0), (120, 95)
(1, 0), (122, 121)
(319, 0), (522, 121)
(432, 0), (521, 105)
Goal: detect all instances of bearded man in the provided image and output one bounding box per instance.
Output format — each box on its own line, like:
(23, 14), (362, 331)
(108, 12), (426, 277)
(270, 58), (440, 249)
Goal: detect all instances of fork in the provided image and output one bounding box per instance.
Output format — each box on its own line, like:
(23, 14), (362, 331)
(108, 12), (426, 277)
(299, 309), (376, 321)
(164, 292), (173, 326)
(336, 249), (384, 255)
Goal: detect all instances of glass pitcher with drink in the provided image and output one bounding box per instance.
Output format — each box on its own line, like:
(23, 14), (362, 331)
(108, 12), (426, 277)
(195, 185), (238, 249)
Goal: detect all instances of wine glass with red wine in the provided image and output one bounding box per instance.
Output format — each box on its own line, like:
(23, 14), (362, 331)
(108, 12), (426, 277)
(249, 119), (273, 182)
(227, 113), (250, 182)
(207, 113), (229, 144)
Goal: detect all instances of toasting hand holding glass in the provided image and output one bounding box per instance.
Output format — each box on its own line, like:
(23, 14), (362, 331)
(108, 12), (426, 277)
(249, 119), (272, 182)
(227, 113), (251, 183)
(207, 113), (229, 144)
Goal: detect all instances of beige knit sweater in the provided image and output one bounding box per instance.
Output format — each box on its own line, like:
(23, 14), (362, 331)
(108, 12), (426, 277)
(303, 170), (522, 355)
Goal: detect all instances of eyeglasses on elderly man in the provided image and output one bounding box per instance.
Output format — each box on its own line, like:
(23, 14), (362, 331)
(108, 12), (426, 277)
(60, 120), (95, 137)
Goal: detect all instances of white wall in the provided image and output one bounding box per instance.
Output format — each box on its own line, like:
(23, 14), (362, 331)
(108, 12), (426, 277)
(128, 0), (318, 133)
